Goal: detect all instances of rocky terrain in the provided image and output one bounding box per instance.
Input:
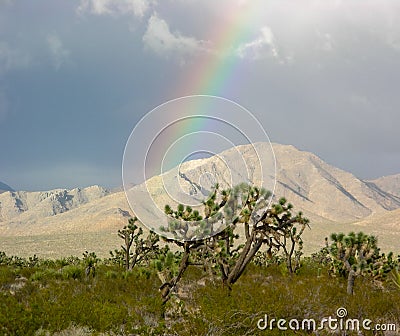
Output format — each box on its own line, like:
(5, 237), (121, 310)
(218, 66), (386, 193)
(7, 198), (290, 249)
(131, 142), (400, 226)
(0, 185), (110, 223)
(369, 173), (400, 198)
(1, 143), (399, 257)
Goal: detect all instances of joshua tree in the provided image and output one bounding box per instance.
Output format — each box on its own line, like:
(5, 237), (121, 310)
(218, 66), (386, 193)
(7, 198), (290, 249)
(159, 183), (309, 303)
(82, 251), (99, 278)
(327, 232), (395, 294)
(392, 269), (400, 290)
(117, 217), (160, 271)
(261, 197), (307, 273)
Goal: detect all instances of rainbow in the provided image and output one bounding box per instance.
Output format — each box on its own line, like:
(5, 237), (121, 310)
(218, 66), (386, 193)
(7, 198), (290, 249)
(171, 2), (259, 97)
(143, 3), (267, 176)
(124, 4), (276, 237)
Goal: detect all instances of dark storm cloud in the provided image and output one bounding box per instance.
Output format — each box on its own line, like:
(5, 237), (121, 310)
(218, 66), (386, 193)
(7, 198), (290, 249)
(0, 0), (399, 190)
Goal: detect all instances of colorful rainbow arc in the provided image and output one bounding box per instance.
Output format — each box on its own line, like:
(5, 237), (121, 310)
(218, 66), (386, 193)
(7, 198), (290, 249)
(149, 4), (264, 173)
(172, 3), (258, 97)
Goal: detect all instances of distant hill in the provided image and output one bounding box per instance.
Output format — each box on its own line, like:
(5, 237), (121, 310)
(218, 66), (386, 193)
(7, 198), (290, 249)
(1, 143), (399, 257)
(0, 181), (14, 194)
(0, 185), (109, 223)
(271, 144), (400, 222)
(369, 173), (400, 198)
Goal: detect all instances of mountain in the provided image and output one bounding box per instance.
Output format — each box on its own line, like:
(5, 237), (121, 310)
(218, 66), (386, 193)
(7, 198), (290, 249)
(1, 143), (399, 257)
(271, 144), (400, 222)
(1, 191), (130, 236)
(369, 173), (400, 198)
(132, 143), (400, 226)
(0, 185), (109, 223)
(0, 181), (14, 194)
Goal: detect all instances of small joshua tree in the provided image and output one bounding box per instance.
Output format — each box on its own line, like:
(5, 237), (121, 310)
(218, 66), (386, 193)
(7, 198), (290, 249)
(117, 217), (160, 271)
(327, 232), (395, 294)
(82, 251), (99, 278)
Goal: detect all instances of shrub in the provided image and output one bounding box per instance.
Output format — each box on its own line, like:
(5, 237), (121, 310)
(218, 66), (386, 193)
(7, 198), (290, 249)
(62, 265), (83, 280)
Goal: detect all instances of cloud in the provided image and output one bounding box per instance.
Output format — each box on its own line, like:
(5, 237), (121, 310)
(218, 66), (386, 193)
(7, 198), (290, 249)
(0, 90), (8, 123)
(46, 34), (70, 70)
(317, 32), (334, 52)
(0, 42), (30, 72)
(77, 0), (152, 18)
(142, 14), (210, 60)
(0, 0), (12, 5)
(236, 26), (279, 61)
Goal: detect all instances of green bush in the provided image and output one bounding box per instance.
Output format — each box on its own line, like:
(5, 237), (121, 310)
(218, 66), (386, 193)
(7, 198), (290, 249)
(61, 265), (84, 280)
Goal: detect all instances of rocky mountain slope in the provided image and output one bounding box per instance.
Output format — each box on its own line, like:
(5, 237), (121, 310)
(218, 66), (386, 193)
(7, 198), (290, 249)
(1, 143), (399, 256)
(134, 142), (400, 225)
(369, 173), (400, 198)
(1, 191), (130, 236)
(271, 144), (400, 222)
(0, 185), (109, 224)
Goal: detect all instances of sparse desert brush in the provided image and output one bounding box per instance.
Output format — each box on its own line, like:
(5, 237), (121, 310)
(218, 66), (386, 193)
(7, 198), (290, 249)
(1, 194), (399, 336)
(33, 268), (61, 281)
(30, 270), (48, 282)
(61, 265), (84, 280)
(1, 254), (400, 335)
(393, 269), (400, 289)
(104, 270), (118, 279)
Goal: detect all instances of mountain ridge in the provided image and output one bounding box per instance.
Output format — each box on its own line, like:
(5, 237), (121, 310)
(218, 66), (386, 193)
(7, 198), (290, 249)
(0, 185), (109, 223)
(1, 143), (399, 257)
(369, 173), (400, 198)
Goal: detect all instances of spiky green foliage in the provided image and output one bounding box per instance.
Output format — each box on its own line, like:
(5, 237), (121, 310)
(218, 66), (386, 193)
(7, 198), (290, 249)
(324, 232), (396, 294)
(114, 217), (160, 271)
(82, 251), (99, 278)
(159, 183), (309, 304)
(392, 269), (400, 289)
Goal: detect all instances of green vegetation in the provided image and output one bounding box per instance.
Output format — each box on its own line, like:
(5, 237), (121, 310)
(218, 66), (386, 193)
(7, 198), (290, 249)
(1, 184), (399, 335)
(110, 217), (160, 271)
(392, 268), (400, 289)
(0, 252), (399, 335)
(315, 232), (397, 294)
(159, 184), (309, 304)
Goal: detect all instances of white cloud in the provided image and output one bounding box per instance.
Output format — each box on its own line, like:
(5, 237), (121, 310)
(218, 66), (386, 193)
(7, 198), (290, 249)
(0, 42), (30, 72)
(319, 32), (334, 52)
(387, 38), (400, 52)
(77, 0), (152, 18)
(142, 14), (209, 60)
(236, 26), (279, 61)
(46, 34), (70, 70)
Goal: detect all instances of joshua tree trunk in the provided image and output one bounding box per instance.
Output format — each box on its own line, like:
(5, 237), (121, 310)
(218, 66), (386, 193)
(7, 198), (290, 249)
(227, 237), (263, 287)
(160, 245), (191, 305)
(347, 269), (356, 295)
(124, 243), (131, 271)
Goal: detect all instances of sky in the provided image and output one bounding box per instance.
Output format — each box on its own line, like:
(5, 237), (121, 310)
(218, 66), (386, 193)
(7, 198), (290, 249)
(1, 0), (400, 191)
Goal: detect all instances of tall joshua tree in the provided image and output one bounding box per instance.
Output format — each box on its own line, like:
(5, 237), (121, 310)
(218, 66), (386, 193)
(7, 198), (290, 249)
(159, 183), (309, 303)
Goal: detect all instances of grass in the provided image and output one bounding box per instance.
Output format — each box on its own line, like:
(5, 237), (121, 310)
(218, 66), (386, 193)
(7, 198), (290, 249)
(0, 257), (399, 336)
(0, 264), (163, 335)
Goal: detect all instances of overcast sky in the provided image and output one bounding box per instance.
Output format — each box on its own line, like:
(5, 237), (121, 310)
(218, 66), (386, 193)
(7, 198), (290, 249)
(1, 0), (399, 191)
